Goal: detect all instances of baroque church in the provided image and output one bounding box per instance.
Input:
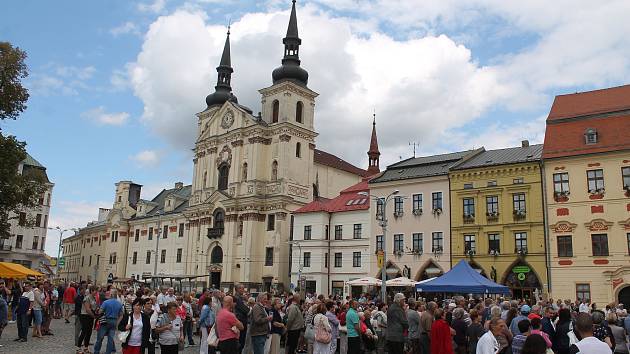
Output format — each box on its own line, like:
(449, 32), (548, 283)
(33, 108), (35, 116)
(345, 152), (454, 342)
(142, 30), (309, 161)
(183, 0), (373, 291)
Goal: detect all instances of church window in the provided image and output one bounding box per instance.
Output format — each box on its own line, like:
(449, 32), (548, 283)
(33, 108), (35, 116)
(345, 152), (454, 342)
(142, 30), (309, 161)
(213, 209), (224, 229)
(271, 161), (278, 181)
(296, 101), (303, 123)
(203, 171), (208, 189)
(242, 163), (248, 181)
(218, 164), (229, 190)
(272, 100), (279, 123)
(296, 142), (301, 158)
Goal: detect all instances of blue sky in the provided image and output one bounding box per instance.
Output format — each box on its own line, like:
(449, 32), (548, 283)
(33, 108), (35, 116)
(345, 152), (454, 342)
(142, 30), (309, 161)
(2, 0), (630, 255)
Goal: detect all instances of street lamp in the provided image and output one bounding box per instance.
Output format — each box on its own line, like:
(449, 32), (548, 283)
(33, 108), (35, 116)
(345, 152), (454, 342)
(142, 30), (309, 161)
(358, 189), (400, 303)
(48, 226), (79, 278)
(153, 211), (164, 288)
(288, 241), (303, 294)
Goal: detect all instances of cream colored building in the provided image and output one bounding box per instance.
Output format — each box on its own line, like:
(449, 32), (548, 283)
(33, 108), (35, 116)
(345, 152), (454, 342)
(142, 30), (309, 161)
(543, 85), (630, 305)
(368, 150), (481, 285)
(59, 232), (82, 282)
(61, 2), (366, 290)
(3, 153), (54, 270)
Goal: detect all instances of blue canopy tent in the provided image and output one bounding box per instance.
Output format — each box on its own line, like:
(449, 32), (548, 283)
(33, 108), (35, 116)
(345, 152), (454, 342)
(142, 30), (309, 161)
(415, 260), (510, 294)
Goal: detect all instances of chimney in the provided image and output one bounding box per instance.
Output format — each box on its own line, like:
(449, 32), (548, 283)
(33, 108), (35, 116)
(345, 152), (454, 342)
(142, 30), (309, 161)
(175, 182), (184, 189)
(521, 140), (530, 148)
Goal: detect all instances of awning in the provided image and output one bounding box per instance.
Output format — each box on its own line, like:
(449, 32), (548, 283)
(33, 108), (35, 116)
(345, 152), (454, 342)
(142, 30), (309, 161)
(346, 277), (382, 286)
(416, 260), (510, 294)
(386, 277), (417, 287)
(0, 262), (44, 279)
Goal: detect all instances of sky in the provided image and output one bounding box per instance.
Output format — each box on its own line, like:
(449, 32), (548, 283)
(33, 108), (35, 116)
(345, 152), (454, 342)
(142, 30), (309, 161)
(2, 0), (630, 256)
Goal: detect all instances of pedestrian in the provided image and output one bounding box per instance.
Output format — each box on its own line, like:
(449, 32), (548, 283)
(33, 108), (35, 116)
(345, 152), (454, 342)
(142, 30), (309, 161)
(32, 282), (44, 338)
(143, 298), (157, 354)
(74, 286), (85, 349)
(477, 318), (507, 354)
(554, 308), (572, 354)
(0, 294), (8, 347)
(520, 334), (547, 354)
(407, 300), (421, 354)
(216, 296), (244, 354)
(592, 310), (614, 350)
(420, 301), (436, 354)
(93, 288), (124, 354)
(64, 282), (77, 323)
(570, 312), (611, 353)
(430, 308), (453, 354)
(325, 301), (339, 354)
(16, 283), (32, 342)
(78, 286), (98, 354)
(198, 296), (215, 354)
(386, 293), (408, 354)
(250, 292), (272, 354)
(119, 298), (151, 354)
(510, 305), (530, 336)
(233, 283), (250, 353)
(346, 300), (362, 354)
(466, 309), (485, 354)
(451, 308), (468, 354)
(511, 320), (531, 354)
(313, 303), (332, 354)
(286, 293), (305, 354)
(182, 293), (195, 347)
(270, 297), (286, 354)
(608, 312), (629, 354)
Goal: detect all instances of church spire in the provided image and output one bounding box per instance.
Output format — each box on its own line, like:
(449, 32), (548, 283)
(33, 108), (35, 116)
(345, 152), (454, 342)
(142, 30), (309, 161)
(206, 27), (238, 108)
(272, 0), (309, 86)
(367, 113), (380, 175)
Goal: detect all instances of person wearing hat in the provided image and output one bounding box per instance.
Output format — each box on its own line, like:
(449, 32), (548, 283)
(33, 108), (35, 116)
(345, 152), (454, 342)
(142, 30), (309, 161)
(510, 304), (531, 336)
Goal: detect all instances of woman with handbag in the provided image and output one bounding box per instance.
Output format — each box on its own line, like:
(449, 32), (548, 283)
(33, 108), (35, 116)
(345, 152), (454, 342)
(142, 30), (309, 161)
(119, 298), (151, 354)
(142, 299), (157, 354)
(199, 296), (215, 354)
(313, 304), (332, 354)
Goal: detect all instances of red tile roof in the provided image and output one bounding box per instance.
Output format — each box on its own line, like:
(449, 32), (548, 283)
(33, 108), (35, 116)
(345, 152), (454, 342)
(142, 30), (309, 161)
(314, 149), (369, 177)
(543, 85), (630, 159)
(547, 84), (630, 121)
(295, 178), (371, 213)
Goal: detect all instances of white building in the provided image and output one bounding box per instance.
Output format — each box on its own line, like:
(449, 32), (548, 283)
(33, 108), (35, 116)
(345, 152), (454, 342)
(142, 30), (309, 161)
(2, 153), (54, 270)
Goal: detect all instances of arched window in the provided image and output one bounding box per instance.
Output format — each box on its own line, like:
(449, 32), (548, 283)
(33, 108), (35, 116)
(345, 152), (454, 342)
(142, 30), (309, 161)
(272, 100), (279, 123)
(203, 171), (208, 189)
(213, 209), (225, 229)
(242, 163), (248, 181)
(296, 101), (303, 123)
(210, 246), (223, 264)
(218, 164), (229, 190)
(296, 142), (301, 158)
(271, 161), (278, 181)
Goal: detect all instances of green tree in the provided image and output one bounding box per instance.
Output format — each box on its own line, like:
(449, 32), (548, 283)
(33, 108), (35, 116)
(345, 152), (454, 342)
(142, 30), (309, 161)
(0, 42), (46, 238)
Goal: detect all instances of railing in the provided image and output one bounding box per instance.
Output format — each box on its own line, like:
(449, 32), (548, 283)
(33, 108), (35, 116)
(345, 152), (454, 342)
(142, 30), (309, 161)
(207, 227), (224, 239)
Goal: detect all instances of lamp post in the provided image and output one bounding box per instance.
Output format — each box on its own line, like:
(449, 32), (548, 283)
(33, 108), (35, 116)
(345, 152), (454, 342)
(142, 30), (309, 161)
(288, 241), (303, 295)
(359, 189), (400, 303)
(153, 211), (164, 289)
(48, 226), (78, 278)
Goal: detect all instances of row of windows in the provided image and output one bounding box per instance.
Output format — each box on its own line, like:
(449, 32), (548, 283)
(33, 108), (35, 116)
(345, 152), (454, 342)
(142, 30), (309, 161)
(462, 232), (527, 254)
(461, 193), (527, 217)
(553, 167), (630, 195)
(302, 224), (363, 240)
(376, 232), (445, 253)
(297, 251), (363, 268)
(461, 179), (524, 189)
(133, 223), (185, 242)
(378, 192), (444, 217)
(130, 249), (184, 264)
(2, 235), (45, 251)
(17, 212), (49, 228)
(556, 233), (630, 257)
(203, 161), (280, 191)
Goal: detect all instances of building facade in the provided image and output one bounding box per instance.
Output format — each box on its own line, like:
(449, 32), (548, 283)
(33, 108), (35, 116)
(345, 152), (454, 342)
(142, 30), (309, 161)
(2, 153), (54, 270)
(450, 143), (547, 300)
(368, 150), (481, 284)
(61, 2), (366, 291)
(543, 85), (630, 305)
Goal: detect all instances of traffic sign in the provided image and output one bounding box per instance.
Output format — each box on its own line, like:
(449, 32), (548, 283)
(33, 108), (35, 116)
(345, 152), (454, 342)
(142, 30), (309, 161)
(377, 250), (384, 269)
(58, 258), (65, 267)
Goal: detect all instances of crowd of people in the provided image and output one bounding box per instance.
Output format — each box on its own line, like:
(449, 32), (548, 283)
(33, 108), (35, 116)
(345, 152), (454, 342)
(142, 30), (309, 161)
(1, 278), (629, 354)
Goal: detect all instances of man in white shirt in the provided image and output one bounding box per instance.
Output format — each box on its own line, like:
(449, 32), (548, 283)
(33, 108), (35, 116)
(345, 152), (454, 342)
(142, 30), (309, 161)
(569, 313), (610, 353)
(477, 318), (507, 354)
(578, 299), (590, 313)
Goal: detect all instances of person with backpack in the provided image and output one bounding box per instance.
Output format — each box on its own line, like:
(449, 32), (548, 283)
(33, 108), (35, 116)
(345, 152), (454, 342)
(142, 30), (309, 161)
(313, 303), (332, 354)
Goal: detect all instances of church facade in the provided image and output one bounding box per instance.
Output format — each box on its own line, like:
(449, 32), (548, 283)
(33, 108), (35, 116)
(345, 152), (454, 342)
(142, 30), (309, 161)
(61, 1), (368, 292)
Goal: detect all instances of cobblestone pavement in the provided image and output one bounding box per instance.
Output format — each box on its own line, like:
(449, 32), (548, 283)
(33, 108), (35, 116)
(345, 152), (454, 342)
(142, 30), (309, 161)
(0, 318), (203, 354)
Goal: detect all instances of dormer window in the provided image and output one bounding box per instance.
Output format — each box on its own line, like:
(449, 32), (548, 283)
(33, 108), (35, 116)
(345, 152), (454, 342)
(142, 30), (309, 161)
(585, 128), (598, 144)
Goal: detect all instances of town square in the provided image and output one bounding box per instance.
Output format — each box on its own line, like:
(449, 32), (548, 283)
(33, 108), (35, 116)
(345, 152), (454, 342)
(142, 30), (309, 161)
(1, 1), (630, 353)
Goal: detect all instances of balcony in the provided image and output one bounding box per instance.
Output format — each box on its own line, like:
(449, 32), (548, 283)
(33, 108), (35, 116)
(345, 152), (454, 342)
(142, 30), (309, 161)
(206, 227), (224, 239)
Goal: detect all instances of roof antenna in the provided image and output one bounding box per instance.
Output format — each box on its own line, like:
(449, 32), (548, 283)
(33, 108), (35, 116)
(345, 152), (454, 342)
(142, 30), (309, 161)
(409, 141), (419, 158)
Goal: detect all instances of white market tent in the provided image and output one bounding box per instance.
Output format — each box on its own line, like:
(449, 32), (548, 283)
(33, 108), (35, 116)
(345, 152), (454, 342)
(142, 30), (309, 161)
(386, 277), (417, 287)
(346, 277), (382, 286)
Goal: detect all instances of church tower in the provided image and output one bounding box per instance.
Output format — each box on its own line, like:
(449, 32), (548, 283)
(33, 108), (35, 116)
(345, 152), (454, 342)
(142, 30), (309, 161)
(205, 28), (238, 109)
(367, 114), (381, 175)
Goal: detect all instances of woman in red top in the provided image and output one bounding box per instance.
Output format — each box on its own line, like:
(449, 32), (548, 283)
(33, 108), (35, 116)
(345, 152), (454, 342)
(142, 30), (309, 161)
(430, 308), (455, 354)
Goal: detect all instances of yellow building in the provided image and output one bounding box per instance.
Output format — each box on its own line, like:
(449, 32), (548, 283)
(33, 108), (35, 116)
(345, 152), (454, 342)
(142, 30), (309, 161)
(543, 85), (630, 306)
(450, 142), (547, 300)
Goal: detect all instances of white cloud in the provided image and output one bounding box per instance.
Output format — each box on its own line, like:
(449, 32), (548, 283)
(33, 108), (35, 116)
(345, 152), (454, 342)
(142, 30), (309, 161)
(138, 0), (166, 13)
(110, 68), (130, 91)
(46, 200), (109, 256)
(126, 2), (630, 167)
(28, 64), (96, 96)
(130, 150), (160, 167)
(81, 106), (130, 126)
(110, 21), (141, 37)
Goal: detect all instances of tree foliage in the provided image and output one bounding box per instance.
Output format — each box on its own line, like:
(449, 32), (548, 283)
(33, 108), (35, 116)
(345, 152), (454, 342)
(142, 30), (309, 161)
(0, 42), (47, 238)
(0, 42), (30, 120)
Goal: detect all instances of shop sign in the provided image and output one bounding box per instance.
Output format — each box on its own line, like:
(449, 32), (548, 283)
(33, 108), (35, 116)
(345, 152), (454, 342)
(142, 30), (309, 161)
(512, 266), (530, 274)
